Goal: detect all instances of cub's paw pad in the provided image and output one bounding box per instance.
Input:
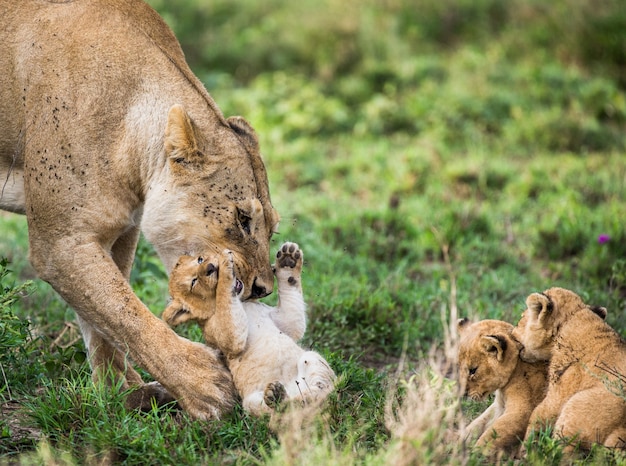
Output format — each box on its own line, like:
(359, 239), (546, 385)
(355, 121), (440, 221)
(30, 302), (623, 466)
(276, 242), (302, 269)
(264, 381), (287, 408)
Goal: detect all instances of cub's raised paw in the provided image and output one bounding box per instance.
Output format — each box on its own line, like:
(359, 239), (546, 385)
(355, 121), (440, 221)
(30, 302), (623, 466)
(274, 242), (303, 289)
(219, 250), (243, 296)
(264, 381), (287, 409)
(276, 242), (302, 270)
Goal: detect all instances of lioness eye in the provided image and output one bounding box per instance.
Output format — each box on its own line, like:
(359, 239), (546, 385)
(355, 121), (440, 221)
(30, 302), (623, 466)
(237, 209), (251, 235)
(469, 367), (477, 376)
(198, 257), (204, 264)
(190, 277), (197, 291)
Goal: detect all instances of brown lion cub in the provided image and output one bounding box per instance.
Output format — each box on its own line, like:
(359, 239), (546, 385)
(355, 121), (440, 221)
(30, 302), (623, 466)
(457, 319), (548, 457)
(163, 242), (336, 416)
(512, 287), (626, 451)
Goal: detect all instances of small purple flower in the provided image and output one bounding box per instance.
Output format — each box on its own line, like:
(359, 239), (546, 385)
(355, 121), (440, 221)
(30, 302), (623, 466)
(598, 234), (611, 244)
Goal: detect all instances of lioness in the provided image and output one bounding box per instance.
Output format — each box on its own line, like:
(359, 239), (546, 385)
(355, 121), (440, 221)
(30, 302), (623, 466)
(163, 242), (336, 416)
(0, 0), (279, 419)
(512, 287), (626, 451)
(457, 318), (548, 458)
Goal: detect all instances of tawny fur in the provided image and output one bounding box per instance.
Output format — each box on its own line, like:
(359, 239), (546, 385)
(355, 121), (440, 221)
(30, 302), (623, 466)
(163, 242), (336, 416)
(512, 287), (626, 451)
(0, 0), (280, 420)
(458, 319), (548, 458)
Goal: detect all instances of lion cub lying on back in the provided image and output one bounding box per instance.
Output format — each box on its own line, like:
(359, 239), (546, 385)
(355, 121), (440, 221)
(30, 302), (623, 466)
(513, 287), (626, 451)
(457, 319), (548, 457)
(163, 242), (336, 416)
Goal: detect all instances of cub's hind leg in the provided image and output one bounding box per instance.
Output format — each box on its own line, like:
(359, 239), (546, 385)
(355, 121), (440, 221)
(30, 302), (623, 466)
(264, 381), (288, 408)
(555, 389), (626, 450)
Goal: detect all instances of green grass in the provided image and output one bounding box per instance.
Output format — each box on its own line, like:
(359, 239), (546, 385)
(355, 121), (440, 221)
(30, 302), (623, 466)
(2, 0), (626, 464)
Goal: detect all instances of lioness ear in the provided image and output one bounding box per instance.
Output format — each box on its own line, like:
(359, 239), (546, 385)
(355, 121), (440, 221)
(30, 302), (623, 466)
(226, 115), (279, 232)
(162, 298), (194, 327)
(526, 292), (553, 323)
(227, 116), (259, 154)
(165, 104), (203, 168)
(481, 335), (508, 362)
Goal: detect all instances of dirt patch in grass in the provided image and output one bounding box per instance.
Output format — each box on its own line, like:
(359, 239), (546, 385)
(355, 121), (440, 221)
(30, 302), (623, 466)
(1, 400), (41, 452)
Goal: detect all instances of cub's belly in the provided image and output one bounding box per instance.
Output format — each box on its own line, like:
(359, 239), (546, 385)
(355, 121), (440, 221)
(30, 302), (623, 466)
(228, 330), (304, 395)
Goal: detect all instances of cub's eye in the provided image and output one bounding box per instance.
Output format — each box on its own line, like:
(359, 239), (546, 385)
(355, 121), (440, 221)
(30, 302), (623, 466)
(197, 257), (204, 264)
(190, 277), (198, 291)
(237, 209), (251, 235)
(469, 367), (478, 377)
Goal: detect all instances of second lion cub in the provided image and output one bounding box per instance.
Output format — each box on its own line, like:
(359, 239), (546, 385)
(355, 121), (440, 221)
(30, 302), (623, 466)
(163, 242), (336, 416)
(513, 287), (626, 451)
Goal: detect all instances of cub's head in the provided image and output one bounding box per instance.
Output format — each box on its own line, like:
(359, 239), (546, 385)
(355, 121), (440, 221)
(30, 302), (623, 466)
(512, 287), (607, 363)
(143, 105), (280, 301)
(457, 319), (521, 400)
(162, 253), (243, 327)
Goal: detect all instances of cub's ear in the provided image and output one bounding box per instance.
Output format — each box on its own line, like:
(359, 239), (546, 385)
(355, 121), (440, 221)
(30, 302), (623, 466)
(526, 292), (553, 323)
(165, 104), (203, 169)
(162, 297), (194, 327)
(227, 116), (259, 154)
(590, 305), (607, 320)
(481, 335), (508, 362)
(457, 318), (471, 334)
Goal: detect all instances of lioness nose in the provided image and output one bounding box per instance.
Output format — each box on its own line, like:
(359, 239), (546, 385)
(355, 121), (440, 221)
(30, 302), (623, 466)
(250, 278), (270, 299)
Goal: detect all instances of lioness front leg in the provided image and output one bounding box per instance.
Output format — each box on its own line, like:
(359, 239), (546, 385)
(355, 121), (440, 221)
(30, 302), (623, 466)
(85, 227), (173, 409)
(30, 240), (236, 420)
(272, 242), (306, 341)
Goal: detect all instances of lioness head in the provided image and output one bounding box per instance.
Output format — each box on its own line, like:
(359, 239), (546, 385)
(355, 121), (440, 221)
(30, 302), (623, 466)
(143, 105), (280, 300)
(512, 287), (607, 363)
(457, 319), (521, 400)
